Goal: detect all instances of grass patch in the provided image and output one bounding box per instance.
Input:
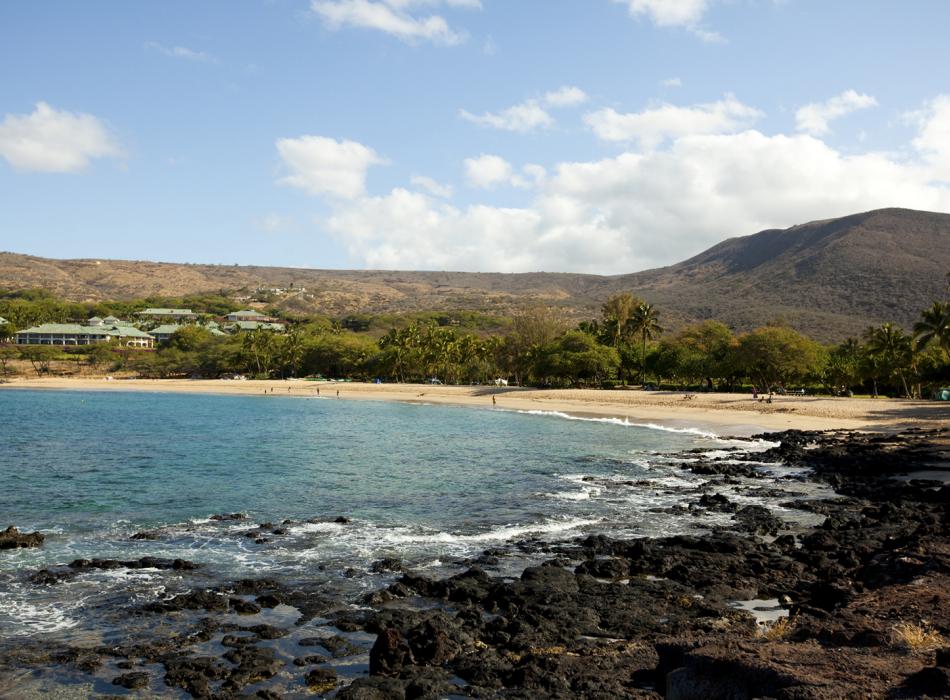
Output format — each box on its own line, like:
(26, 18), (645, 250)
(890, 622), (946, 652)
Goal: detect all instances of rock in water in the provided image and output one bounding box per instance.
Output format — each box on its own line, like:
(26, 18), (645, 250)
(0, 526), (44, 550)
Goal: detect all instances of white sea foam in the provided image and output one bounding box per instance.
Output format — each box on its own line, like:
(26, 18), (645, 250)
(513, 410), (720, 438)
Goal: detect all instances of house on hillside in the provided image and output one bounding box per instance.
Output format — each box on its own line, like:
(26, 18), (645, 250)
(225, 309), (281, 324)
(150, 323), (228, 343)
(134, 308), (198, 322)
(226, 321), (285, 333)
(15, 323), (154, 348)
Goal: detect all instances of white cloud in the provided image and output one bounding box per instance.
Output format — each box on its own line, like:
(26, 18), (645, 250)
(290, 96), (950, 274)
(460, 101), (553, 132)
(909, 95), (950, 180)
(464, 155), (542, 189)
(662, 77), (683, 87)
(310, 0), (478, 45)
(460, 85), (587, 133)
(795, 90), (878, 135)
(584, 94), (763, 149)
(144, 41), (217, 63)
(0, 102), (123, 173)
(543, 86), (589, 107)
(410, 174), (453, 198)
(464, 154), (513, 188)
(617, 0), (709, 26)
(276, 135), (385, 199)
(613, 0), (722, 41)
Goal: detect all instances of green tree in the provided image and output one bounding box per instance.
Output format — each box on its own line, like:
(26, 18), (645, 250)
(914, 301), (950, 361)
(735, 326), (824, 391)
(864, 323), (914, 398)
(629, 302), (663, 383)
(19, 345), (59, 376)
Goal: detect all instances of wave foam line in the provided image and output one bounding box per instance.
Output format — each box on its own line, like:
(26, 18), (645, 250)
(513, 409), (719, 438)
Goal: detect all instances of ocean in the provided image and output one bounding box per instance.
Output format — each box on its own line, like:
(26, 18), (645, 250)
(0, 389), (826, 695)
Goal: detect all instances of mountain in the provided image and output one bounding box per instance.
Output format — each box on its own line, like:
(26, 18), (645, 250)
(1, 208), (948, 341)
(611, 208), (950, 339)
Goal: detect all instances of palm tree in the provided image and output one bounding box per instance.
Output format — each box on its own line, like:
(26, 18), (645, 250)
(629, 302), (663, 384)
(601, 293), (639, 351)
(914, 301), (950, 360)
(865, 323), (913, 398)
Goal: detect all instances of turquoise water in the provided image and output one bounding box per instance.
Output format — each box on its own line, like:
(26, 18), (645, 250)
(0, 389), (809, 639)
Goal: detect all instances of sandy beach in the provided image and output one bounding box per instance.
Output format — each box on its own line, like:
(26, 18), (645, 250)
(3, 377), (947, 435)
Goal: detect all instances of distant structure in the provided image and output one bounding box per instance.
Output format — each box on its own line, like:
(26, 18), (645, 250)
(149, 323), (228, 343)
(225, 309), (281, 323)
(134, 308), (198, 321)
(226, 320), (285, 333)
(15, 321), (154, 348)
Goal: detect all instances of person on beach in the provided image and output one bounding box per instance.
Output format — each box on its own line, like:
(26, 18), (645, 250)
(492, 395), (496, 406)
(336, 389), (339, 397)
(753, 387), (758, 400)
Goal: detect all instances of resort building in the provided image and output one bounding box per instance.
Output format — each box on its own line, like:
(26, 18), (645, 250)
(134, 308), (198, 321)
(14, 323), (155, 348)
(226, 320), (286, 333)
(149, 324), (228, 343)
(225, 309), (281, 323)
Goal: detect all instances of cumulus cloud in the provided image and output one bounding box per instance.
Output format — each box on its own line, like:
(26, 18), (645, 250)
(0, 102), (123, 173)
(276, 135), (386, 199)
(543, 86), (589, 107)
(410, 174), (453, 198)
(584, 94), (763, 149)
(909, 95), (950, 180)
(460, 85), (587, 132)
(613, 0), (722, 42)
(464, 155), (543, 189)
(290, 95), (950, 274)
(310, 0), (478, 45)
(144, 41), (217, 63)
(795, 90), (878, 135)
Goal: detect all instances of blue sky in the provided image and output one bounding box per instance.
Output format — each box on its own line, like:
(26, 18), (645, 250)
(1, 0), (949, 274)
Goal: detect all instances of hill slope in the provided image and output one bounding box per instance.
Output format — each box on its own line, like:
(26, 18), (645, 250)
(1, 208), (947, 340)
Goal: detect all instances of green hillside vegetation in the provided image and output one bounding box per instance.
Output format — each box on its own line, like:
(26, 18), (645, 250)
(2, 274), (948, 399)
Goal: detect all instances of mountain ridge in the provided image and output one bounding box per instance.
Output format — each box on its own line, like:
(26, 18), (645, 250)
(2, 207), (948, 341)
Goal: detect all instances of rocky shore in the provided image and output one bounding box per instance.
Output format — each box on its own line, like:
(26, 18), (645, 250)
(2, 428), (948, 699)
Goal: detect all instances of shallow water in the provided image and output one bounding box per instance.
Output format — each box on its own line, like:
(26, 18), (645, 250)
(0, 389), (826, 646)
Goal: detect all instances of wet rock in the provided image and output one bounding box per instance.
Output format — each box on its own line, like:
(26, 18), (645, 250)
(371, 557), (404, 573)
(53, 648), (102, 673)
(337, 676), (406, 699)
(221, 634), (258, 648)
(0, 526), (44, 549)
(255, 593), (283, 608)
(696, 493), (738, 513)
(143, 589), (230, 613)
(130, 530), (160, 540)
(210, 513), (248, 521)
(305, 667), (338, 693)
(29, 567), (78, 585)
(370, 627), (414, 676)
(334, 516), (351, 524)
(293, 653), (329, 666)
(230, 598), (262, 615)
(241, 623), (288, 640)
(407, 618), (461, 665)
(733, 505), (784, 535)
(112, 671), (149, 689)
(163, 656), (229, 697)
(575, 557), (629, 579)
(223, 645), (281, 686)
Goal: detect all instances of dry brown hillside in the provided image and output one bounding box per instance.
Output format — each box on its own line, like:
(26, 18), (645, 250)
(2, 207), (948, 341)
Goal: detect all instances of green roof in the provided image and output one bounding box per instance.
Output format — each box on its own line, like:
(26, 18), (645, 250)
(0, 317), (8, 325)
(210, 328), (228, 336)
(16, 323), (153, 339)
(229, 309), (265, 317)
(150, 324), (182, 335)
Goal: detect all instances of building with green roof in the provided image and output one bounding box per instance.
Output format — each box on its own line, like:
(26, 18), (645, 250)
(134, 308), (198, 321)
(15, 323), (154, 348)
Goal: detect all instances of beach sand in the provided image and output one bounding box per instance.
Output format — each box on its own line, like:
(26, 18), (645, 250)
(3, 377), (947, 436)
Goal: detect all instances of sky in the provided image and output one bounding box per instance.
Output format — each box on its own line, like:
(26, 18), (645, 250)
(1, 0), (950, 274)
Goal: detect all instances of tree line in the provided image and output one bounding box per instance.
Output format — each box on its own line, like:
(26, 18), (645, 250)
(2, 279), (948, 398)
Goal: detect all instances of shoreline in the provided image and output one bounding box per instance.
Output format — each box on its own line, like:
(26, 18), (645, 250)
(3, 376), (949, 436)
